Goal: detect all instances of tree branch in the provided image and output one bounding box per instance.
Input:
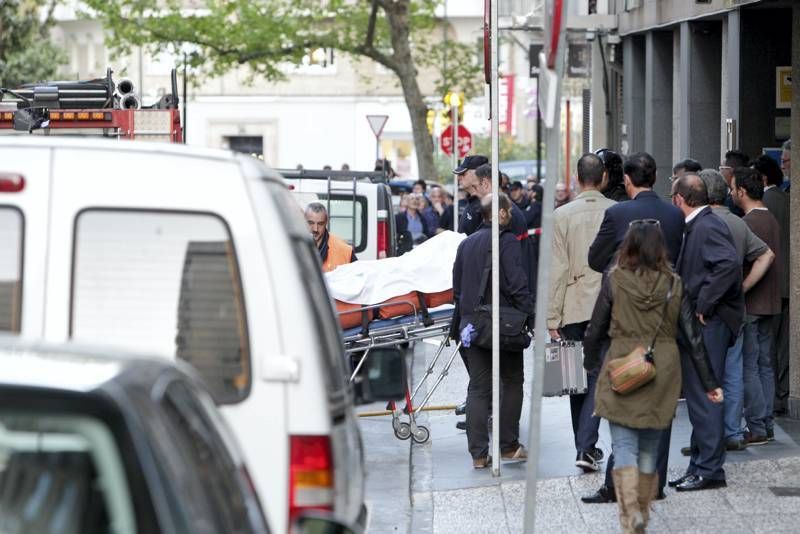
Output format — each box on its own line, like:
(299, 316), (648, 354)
(365, 0), (379, 49)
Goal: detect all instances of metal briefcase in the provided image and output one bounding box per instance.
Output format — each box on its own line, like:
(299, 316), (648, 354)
(543, 341), (588, 397)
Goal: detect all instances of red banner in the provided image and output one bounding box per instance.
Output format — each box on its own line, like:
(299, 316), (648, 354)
(499, 74), (515, 135)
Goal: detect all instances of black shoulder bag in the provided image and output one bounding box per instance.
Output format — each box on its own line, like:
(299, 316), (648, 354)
(471, 245), (531, 351)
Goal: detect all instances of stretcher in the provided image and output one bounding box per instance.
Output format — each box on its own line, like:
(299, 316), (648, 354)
(341, 298), (461, 444)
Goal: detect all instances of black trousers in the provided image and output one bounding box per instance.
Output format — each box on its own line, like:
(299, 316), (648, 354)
(772, 298), (790, 413)
(561, 321), (600, 454)
(464, 345), (524, 459)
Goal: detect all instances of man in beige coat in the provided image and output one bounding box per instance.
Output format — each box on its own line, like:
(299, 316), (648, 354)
(548, 153), (615, 473)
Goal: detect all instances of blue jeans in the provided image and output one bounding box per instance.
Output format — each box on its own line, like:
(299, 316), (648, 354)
(722, 332), (745, 442)
(608, 423), (662, 474)
(743, 315), (775, 436)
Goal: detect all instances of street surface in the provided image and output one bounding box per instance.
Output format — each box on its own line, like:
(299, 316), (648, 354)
(361, 339), (800, 533)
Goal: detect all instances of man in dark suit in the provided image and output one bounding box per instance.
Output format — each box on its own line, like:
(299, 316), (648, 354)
(588, 154), (684, 271)
(753, 155), (791, 416)
(582, 152), (685, 504)
(668, 174), (743, 491)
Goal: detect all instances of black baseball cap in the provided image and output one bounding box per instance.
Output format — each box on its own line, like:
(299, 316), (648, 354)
(510, 181), (524, 190)
(453, 155), (489, 175)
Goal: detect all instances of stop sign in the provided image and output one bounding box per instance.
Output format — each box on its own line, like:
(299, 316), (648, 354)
(440, 125), (473, 158)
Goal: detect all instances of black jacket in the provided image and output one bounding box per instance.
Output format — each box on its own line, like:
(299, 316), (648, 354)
(588, 190), (685, 273)
(583, 273), (718, 391)
(458, 195), (482, 235)
(452, 225), (534, 335)
(513, 196), (542, 230)
(676, 207), (744, 335)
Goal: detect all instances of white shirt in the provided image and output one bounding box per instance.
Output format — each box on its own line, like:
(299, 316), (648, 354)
(685, 205), (708, 224)
(764, 185), (776, 192)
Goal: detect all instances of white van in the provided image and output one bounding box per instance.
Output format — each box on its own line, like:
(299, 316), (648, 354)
(0, 137), (366, 533)
(282, 169), (397, 260)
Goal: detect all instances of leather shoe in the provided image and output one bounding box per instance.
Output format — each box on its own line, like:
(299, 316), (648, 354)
(580, 485), (616, 504)
(675, 475), (727, 492)
(455, 420), (466, 431)
(668, 473), (692, 487)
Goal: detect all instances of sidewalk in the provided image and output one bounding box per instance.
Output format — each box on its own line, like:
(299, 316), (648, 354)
(407, 339), (800, 533)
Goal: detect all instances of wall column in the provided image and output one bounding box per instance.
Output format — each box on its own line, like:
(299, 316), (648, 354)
(722, 10), (741, 153)
(788, 5), (800, 419)
(645, 31), (673, 196)
(622, 35), (645, 155)
(678, 21), (722, 168)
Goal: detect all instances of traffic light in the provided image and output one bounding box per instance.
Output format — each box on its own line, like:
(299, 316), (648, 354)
(426, 108), (436, 134)
(441, 91), (464, 127)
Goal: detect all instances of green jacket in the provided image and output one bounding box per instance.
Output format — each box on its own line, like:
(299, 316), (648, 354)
(585, 268), (714, 429)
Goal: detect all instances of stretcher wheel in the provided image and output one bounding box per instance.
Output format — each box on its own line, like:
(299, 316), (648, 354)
(394, 422), (412, 440)
(412, 425), (430, 444)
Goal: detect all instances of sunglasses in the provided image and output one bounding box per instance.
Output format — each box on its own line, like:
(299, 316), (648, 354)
(629, 218), (661, 228)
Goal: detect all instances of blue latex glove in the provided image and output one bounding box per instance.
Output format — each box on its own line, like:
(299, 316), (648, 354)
(460, 323), (475, 348)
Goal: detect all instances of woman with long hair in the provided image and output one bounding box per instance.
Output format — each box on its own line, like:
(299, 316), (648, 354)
(583, 220), (722, 533)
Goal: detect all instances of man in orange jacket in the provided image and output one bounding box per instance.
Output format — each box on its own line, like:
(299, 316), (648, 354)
(305, 202), (357, 272)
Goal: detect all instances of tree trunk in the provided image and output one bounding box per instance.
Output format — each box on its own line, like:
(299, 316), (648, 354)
(385, 2), (436, 181)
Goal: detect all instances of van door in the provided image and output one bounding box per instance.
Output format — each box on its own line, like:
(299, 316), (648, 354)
(0, 145), (51, 338)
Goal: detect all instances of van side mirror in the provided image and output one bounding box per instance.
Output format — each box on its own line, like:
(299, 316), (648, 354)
(293, 512), (358, 534)
(354, 347), (406, 404)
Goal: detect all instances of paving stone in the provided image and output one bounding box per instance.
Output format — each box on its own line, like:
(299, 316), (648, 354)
(651, 488), (733, 517)
(742, 513), (800, 534)
(724, 458), (784, 487)
(665, 514), (754, 533)
(724, 488), (800, 515)
(432, 486), (509, 534)
(568, 472), (606, 495)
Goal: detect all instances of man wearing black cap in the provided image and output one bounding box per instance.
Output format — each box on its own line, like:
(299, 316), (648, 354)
(453, 155), (490, 236)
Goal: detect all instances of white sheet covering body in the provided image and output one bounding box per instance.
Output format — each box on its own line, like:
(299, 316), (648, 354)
(324, 230), (466, 305)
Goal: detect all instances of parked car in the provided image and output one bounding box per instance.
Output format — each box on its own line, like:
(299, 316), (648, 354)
(0, 137), (366, 533)
(0, 340), (270, 534)
(282, 169), (397, 260)
(499, 159), (546, 182)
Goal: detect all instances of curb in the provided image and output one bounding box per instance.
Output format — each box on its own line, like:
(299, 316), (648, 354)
(409, 342), (434, 533)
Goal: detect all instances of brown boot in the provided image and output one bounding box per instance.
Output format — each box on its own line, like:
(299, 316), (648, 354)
(637, 472), (659, 526)
(612, 467), (645, 534)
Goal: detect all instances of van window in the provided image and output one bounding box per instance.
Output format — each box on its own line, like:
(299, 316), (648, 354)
(316, 195), (367, 253)
(0, 208), (22, 332)
(71, 210), (250, 404)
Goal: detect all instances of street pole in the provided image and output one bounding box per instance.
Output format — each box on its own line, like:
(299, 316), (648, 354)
(536, 90), (542, 182)
(182, 55), (188, 145)
(376, 136), (380, 162)
(490, 0), (501, 478)
(523, 0), (568, 529)
(451, 94), (460, 232)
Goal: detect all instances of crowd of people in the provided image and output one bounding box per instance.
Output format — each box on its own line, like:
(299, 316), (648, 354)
(449, 139), (791, 533)
(303, 138), (793, 532)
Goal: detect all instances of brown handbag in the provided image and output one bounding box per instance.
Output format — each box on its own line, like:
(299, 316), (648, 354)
(607, 275), (674, 395)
